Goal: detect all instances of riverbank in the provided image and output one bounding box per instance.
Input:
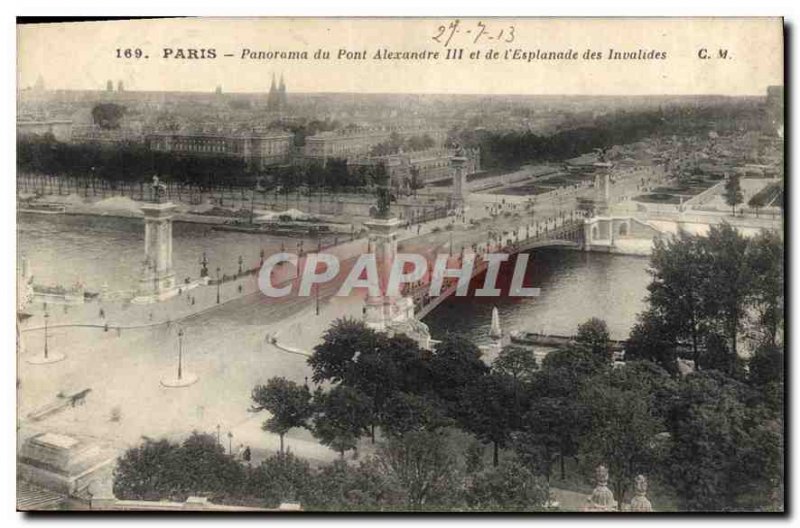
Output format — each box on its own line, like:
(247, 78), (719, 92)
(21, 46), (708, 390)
(17, 192), (357, 231)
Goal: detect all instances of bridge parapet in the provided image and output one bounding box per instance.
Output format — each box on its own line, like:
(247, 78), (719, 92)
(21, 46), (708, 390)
(411, 218), (587, 319)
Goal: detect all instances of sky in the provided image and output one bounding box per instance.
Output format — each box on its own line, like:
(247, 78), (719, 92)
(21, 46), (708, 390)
(17, 17), (784, 96)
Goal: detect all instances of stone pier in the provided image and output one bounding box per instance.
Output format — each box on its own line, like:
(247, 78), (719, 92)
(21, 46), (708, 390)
(363, 216), (402, 331)
(134, 201), (178, 303)
(363, 215), (431, 348)
(451, 154), (469, 205)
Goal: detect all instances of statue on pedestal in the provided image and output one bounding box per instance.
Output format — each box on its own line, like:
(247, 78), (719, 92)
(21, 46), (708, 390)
(629, 475), (653, 512)
(151, 175), (167, 204)
(372, 186), (392, 219)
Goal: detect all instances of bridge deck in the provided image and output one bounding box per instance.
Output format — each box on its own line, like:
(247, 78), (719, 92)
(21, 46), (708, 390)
(413, 219), (585, 319)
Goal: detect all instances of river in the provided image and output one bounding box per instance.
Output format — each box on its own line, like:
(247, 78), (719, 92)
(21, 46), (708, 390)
(423, 248), (652, 344)
(17, 213), (652, 342)
(17, 212), (314, 294)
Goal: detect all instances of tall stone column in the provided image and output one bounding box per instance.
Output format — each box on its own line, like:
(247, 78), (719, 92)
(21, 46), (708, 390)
(137, 201), (178, 302)
(363, 216), (401, 331)
(451, 155), (469, 204)
(594, 171), (611, 215)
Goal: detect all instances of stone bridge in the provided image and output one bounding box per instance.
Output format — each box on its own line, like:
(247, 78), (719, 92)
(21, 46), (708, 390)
(412, 219), (586, 319)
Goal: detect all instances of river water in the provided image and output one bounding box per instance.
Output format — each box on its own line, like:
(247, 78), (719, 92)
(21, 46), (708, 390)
(17, 213), (314, 294)
(422, 249), (652, 344)
(17, 213), (652, 342)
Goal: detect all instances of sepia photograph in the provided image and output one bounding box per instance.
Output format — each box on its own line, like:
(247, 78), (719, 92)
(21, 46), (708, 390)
(14, 16), (785, 513)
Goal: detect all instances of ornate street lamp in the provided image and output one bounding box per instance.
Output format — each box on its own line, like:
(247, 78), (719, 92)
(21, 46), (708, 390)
(216, 267), (221, 304)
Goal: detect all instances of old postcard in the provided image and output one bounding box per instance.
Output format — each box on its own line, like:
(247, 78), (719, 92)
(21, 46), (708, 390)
(16, 17), (784, 512)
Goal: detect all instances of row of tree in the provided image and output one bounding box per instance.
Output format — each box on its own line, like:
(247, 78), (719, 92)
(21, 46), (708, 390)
(369, 132), (436, 157)
(452, 101), (767, 170)
(18, 136), (253, 188)
(626, 225), (783, 375)
(17, 135), (390, 192)
(113, 430), (549, 511)
(265, 159), (389, 193)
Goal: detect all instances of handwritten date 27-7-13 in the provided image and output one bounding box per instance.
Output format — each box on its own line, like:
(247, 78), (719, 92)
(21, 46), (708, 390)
(432, 20), (515, 47)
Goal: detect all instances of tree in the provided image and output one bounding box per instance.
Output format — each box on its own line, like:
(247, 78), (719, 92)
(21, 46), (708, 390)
(429, 334), (489, 406)
(746, 231), (784, 347)
(247, 451), (313, 507)
(349, 333), (431, 442)
(518, 396), (588, 480)
(625, 309), (679, 374)
(113, 432), (246, 502)
(696, 331), (739, 376)
(250, 377), (312, 454)
(537, 345), (607, 398)
(175, 433), (247, 500)
(310, 319), (432, 442)
(701, 224), (752, 359)
(723, 173), (744, 216)
(647, 231), (714, 358)
(379, 392), (451, 437)
(578, 370), (664, 508)
(113, 438), (181, 501)
(374, 430), (460, 509)
(493, 345), (538, 430)
(310, 457), (403, 511)
(465, 455), (550, 512)
(91, 103), (126, 130)
(748, 192), (767, 217)
(574, 317), (613, 362)
(311, 385), (372, 457)
(459, 372), (518, 467)
(748, 342), (783, 388)
(666, 371), (778, 511)
(493, 345), (538, 385)
(307, 318), (381, 384)
(748, 342), (784, 420)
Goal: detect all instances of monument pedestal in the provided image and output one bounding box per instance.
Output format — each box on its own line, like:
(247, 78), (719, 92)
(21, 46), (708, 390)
(363, 216), (402, 332)
(133, 202), (179, 304)
(363, 216), (432, 349)
(451, 155), (469, 207)
(18, 432), (114, 496)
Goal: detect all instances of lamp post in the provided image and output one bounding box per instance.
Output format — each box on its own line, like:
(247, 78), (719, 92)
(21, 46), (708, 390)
(216, 267), (221, 304)
(227, 431), (233, 456)
(176, 328), (184, 381)
(161, 325), (197, 387)
(216, 424), (221, 446)
(27, 301), (65, 365)
(43, 304), (49, 360)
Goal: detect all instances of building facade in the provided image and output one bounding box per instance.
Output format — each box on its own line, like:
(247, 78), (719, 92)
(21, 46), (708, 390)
(17, 120), (73, 142)
(303, 127), (450, 163)
(349, 147), (480, 189)
(146, 131), (294, 168)
(304, 129), (391, 161)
